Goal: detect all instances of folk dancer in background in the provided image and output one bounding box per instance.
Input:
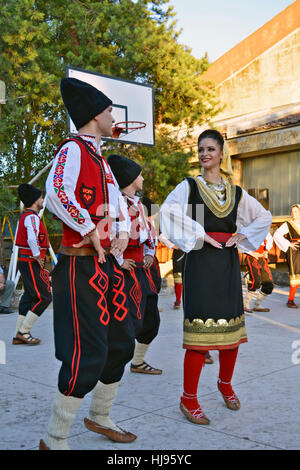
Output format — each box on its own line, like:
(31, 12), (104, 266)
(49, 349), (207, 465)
(141, 196), (162, 296)
(107, 154), (162, 376)
(13, 184), (52, 345)
(160, 129), (272, 425)
(41, 78), (136, 450)
(243, 232), (274, 312)
(274, 204), (300, 308)
(0, 265), (15, 314)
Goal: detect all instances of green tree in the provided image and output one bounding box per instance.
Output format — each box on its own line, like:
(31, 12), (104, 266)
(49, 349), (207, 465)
(104, 126), (194, 204)
(0, 0), (219, 185)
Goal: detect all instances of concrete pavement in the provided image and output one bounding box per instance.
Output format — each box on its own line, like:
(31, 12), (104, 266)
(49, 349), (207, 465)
(0, 285), (299, 451)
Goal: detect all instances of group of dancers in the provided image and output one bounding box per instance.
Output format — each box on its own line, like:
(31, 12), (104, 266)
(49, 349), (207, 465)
(10, 76), (299, 448)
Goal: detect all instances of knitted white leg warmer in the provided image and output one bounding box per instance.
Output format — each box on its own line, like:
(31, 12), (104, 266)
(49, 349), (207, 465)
(19, 311), (39, 334)
(44, 391), (82, 450)
(254, 290), (267, 308)
(14, 315), (25, 336)
(131, 341), (149, 366)
(88, 381), (120, 431)
(244, 291), (255, 310)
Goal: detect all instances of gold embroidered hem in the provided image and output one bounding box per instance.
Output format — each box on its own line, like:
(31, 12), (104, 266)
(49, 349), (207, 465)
(183, 314), (248, 350)
(289, 274), (300, 286)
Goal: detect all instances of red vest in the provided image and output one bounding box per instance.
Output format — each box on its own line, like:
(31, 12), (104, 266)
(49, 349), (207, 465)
(16, 210), (48, 256)
(54, 137), (112, 248)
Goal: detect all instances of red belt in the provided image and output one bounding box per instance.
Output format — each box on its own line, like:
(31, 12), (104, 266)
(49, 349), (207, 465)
(123, 246), (144, 263)
(206, 232), (232, 243)
(19, 248), (46, 259)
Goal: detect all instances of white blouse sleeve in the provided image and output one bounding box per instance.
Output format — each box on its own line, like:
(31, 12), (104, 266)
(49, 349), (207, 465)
(24, 214), (41, 257)
(158, 233), (176, 250)
(45, 141), (96, 237)
(265, 232), (274, 252)
(159, 179), (205, 253)
(273, 223), (290, 252)
(236, 189), (272, 252)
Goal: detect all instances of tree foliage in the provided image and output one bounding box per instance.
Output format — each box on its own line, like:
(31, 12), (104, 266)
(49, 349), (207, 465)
(0, 0), (219, 192)
(104, 126), (193, 204)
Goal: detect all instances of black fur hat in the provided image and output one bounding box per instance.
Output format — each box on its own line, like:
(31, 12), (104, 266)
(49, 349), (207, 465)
(60, 77), (112, 130)
(107, 154), (142, 189)
(18, 184), (42, 207)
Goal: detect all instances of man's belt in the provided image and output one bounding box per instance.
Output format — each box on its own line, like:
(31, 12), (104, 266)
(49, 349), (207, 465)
(58, 245), (111, 256)
(18, 248), (47, 259)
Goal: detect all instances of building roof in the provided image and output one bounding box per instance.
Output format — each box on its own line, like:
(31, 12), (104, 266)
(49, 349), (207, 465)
(205, 0), (300, 84)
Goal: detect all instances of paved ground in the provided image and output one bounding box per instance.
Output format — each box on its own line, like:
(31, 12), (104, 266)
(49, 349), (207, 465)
(0, 285), (299, 451)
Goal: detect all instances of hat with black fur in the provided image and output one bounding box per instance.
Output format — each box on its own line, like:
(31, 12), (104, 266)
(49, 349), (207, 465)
(18, 184), (42, 208)
(107, 154), (142, 189)
(60, 77), (112, 130)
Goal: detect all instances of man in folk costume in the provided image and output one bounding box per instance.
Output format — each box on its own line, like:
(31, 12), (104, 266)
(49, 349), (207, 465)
(41, 78), (136, 450)
(13, 184), (52, 345)
(107, 154), (162, 375)
(243, 232), (274, 312)
(141, 196), (162, 295)
(160, 129), (272, 425)
(274, 204), (300, 308)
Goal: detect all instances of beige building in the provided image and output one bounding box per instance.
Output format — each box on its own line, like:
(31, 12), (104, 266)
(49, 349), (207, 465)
(195, 0), (300, 224)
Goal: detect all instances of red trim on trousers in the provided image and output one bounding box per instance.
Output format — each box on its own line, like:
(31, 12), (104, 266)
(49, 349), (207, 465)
(28, 262), (42, 313)
(66, 257), (81, 396)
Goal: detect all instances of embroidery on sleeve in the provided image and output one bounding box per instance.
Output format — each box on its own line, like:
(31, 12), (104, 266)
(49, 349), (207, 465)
(30, 215), (38, 241)
(53, 147), (86, 224)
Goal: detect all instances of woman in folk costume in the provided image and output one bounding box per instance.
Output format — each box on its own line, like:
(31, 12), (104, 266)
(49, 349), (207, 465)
(273, 204), (300, 308)
(160, 129), (272, 424)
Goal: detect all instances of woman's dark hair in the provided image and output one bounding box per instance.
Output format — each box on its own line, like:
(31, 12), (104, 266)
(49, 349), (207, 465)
(198, 129), (224, 150)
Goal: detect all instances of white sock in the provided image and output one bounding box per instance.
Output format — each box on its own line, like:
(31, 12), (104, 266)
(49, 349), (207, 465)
(244, 291), (255, 310)
(132, 341), (149, 365)
(44, 391), (82, 450)
(88, 381), (120, 431)
(254, 290), (267, 308)
(14, 315), (25, 336)
(19, 310), (39, 334)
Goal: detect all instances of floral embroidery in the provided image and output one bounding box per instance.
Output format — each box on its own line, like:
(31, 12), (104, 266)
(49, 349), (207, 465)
(53, 147), (86, 225)
(30, 215), (38, 241)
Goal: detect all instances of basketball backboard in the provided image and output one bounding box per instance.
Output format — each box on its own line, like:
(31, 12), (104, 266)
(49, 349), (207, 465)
(66, 66), (155, 147)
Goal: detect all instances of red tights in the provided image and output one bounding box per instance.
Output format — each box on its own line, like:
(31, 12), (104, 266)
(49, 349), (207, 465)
(174, 282), (183, 303)
(181, 347), (239, 411)
(288, 285), (298, 302)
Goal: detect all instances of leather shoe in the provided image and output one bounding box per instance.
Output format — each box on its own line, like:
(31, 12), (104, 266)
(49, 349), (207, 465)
(84, 417), (137, 443)
(287, 300), (298, 308)
(217, 380), (240, 411)
(39, 439), (50, 450)
(253, 307), (270, 312)
(179, 402), (210, 425)
(0, 306), (14, 314)
(205, 353), (214, 364)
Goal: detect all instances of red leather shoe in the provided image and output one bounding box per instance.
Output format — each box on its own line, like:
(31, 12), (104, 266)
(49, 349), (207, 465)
(287, 300), (298, 308)
(217, 379), (240, 411)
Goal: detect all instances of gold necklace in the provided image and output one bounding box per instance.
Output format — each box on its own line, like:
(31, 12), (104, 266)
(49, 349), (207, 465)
(203, 178), (226, 202)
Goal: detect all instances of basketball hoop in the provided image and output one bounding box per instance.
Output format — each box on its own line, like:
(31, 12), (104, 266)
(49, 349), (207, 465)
(112, 121), (146, 139)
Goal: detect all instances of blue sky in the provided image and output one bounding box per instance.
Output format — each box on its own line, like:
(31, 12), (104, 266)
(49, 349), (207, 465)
(169, 0), (295, 62)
